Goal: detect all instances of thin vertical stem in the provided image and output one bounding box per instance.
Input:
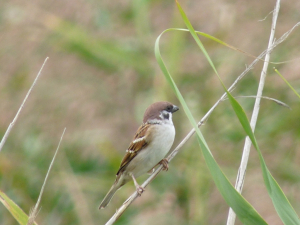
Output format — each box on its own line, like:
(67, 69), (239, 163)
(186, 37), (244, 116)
(27, 128), (66, 225)
(226, 1), (281, 224)
(0, 57), (49, 153)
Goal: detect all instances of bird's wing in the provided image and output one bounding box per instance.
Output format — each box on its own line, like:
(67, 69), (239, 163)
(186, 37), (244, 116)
(116, 123), (153, 175)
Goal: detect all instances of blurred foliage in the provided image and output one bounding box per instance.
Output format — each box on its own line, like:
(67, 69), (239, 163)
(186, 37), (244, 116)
(0, 0), (300, 225)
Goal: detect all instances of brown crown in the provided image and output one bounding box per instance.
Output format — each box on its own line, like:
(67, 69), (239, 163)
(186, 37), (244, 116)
(143, 101), (178, 123)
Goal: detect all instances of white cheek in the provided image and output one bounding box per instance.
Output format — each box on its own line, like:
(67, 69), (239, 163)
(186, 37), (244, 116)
(159, 111), (173, 124)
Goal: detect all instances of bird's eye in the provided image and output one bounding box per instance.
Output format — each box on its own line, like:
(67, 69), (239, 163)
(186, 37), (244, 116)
(166, 105), (173, 112)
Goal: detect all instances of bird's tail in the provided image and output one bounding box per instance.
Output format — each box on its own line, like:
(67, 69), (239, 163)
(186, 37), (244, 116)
(99, 180), (122, 209)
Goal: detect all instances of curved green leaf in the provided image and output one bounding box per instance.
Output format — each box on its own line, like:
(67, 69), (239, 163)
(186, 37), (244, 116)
(155, 24), (268, 225)
(0, 190), (38, 225)
(175, 1), (300, 224)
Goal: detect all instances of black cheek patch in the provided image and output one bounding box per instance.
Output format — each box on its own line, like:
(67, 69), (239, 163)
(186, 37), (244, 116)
(163, 113), (169, 120)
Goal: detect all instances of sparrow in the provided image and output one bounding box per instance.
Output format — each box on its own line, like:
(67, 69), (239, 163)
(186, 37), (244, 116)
(99, 101), (179, 209)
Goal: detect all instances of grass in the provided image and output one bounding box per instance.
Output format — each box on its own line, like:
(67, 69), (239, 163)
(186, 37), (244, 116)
(0, 0), (300, 224)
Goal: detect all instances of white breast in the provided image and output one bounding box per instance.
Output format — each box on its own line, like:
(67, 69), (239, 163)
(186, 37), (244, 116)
(127, 123), (175, 178)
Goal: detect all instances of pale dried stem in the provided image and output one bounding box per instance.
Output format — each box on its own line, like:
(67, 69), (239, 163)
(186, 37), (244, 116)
(231, 96), (290, 109)
(226, 1), (281, 224)
(0, 57), (49, 153)
(27, 128), (66, 225)
(105, 17), (299, 225)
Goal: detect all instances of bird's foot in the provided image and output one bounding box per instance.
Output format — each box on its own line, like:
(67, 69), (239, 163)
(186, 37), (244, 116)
(136, 186), (145, 196)
(159, 158), (169, 171)
(130, 173), (145, 196)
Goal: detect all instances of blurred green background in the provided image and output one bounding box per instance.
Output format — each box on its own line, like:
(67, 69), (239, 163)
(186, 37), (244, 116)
(0, 0), (300, 224)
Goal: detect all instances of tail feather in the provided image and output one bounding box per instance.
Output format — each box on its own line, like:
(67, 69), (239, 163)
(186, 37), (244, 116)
(99, 183), (119, 209)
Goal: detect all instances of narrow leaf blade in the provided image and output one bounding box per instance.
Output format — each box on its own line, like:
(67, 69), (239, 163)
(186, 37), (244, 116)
(0, 190), (38, 225)
(155, 26), (268, 225)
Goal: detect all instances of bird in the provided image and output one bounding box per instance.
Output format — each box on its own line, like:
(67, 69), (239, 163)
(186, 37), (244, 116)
(99, 101), (179, 209)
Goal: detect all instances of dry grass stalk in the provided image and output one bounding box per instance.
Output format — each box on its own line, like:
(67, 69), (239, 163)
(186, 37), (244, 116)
(0, 57), (49, 153)
(226, 0), (281, 224)
(27, 128), (66, 225)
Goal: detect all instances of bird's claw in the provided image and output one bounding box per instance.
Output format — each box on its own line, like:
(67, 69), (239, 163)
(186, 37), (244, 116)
(136, 186), (145, 196)
(159, 158), (169, 171)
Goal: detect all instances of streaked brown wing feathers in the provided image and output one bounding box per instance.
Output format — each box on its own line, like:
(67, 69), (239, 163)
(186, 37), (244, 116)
(116, 123), (151, 175)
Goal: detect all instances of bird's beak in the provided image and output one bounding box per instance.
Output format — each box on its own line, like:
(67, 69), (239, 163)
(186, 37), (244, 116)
(172, 105), (179, 113)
